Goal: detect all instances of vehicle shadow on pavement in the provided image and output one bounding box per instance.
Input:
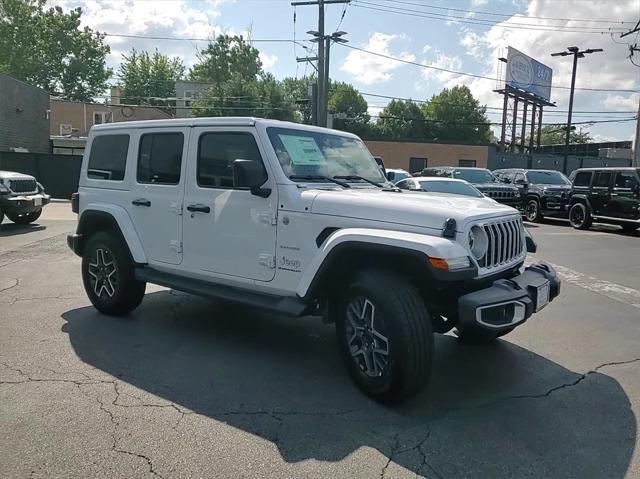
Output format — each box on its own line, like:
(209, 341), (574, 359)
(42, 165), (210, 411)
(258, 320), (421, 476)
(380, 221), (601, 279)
(0, 223), (46, 237)
(62, 291), (636, 478)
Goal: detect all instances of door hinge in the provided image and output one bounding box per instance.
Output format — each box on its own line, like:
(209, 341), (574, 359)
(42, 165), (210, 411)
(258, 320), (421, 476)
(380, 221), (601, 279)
(259, 254), (276, 269)
(169, 240), (183, 253)
(170, 202), (183, 216)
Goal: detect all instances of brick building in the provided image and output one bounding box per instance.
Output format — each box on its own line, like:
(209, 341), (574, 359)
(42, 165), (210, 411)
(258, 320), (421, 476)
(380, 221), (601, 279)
(364, 139), (492, 173)
(0, 74), (50, 153)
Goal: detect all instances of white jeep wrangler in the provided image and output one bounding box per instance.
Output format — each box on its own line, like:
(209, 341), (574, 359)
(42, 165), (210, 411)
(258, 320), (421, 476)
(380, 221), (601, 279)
(68, 118), (560, 404)
(0, 170), (50, 224)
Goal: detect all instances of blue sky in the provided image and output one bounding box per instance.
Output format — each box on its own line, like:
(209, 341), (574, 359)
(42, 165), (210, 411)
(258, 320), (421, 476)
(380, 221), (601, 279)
(57, 0), (640, 142)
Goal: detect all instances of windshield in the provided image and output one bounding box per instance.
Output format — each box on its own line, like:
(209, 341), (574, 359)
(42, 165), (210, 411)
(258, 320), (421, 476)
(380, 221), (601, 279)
(267, 127), (386, 184)
(418, 180), (484, 198)
(526, 170), (571, 185)
(452, 169), (496, 183)
(391, 171), (411, 182)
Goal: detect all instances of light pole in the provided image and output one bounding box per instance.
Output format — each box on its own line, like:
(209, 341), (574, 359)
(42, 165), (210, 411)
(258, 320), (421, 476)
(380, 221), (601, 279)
(308, 30), (348, 127)
(551, 46), (602, 172)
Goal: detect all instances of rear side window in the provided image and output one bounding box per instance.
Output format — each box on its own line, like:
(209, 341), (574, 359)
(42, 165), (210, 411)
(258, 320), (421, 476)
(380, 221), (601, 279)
(593, 171), (612, 188)
(87, 134), (129, 180)
(614, 171), (637, 189)
(573, 171), (592, 187)
(197, 132), (265, 188)
(137, 133), (184, 185)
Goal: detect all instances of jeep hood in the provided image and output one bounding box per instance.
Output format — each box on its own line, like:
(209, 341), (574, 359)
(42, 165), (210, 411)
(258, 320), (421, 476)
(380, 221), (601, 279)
(0, 170), (35, 180)
(309, 188), (517, 231)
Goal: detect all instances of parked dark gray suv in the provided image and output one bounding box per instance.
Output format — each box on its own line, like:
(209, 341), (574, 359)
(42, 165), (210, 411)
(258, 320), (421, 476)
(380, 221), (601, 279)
(421, 167), (522, 209)
(567, 167), (640, 232)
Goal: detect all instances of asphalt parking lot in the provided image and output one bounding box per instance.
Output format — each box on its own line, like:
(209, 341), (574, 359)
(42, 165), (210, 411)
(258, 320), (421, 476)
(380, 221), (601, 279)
(1, 203), (639, 478)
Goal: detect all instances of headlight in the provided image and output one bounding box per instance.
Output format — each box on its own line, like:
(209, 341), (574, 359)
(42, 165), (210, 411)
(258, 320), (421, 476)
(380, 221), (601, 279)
(468, 225), (488, 260)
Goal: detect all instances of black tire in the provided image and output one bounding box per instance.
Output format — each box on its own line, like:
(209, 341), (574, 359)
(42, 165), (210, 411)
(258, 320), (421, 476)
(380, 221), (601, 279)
(621, 224), (639, 233)
(455, 327), (514, 344)
(335, 269), (433, 404)
(0, 208), (4, 225)
(569, 203), (592, 230)
(82, 231), (146, 316)
(7, 209), (42, 224)
(524, 198), (543, 223)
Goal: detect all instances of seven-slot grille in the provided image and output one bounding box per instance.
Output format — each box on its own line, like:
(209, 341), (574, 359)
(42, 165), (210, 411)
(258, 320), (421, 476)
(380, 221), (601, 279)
(477, 218), (524, 269)
(8, 179), (38, 194)
(483, 189), (516, 199)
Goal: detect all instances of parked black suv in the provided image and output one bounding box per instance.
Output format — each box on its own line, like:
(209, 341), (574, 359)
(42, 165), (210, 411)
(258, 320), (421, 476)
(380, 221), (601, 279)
(567, 167), (640, 232)
(494, 169), (572, 223)
(421, 167), (521, 209)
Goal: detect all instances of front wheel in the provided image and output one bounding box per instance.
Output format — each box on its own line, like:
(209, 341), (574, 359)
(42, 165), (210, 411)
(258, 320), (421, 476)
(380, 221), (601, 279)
(524, 198), (543, 223)
(7, 209), (42, 224)
(335, 270), (433, 404)
(569, 203), (592, 230)
(82, 231), (146, 316)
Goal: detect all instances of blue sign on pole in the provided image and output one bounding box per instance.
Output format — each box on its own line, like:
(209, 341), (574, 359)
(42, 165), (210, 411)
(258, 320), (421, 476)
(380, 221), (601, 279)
(506, 47), (553, 102)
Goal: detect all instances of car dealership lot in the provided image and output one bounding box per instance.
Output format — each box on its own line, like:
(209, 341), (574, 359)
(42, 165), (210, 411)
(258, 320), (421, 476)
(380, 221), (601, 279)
(1, 207), (638, 478)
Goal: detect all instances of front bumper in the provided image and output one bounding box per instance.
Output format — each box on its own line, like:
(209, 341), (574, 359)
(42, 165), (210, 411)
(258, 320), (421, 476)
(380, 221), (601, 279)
(457, 262), (560, 332)
(0, 194), (50, 213)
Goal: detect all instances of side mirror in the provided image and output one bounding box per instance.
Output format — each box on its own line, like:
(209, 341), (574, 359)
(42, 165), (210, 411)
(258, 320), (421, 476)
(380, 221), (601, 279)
(515, 178), (528, 186)
(232, 159), (270, 198)
(501, 177), (512, 184)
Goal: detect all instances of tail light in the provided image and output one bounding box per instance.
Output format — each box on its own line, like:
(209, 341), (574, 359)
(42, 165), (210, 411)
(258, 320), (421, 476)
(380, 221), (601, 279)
(71, 192), (79, 214)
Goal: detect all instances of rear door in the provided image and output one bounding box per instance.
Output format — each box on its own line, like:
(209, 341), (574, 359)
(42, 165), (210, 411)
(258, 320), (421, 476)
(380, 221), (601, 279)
(610, 170), (640, 220)
(590, 171), (613, 216)
(127, 128), (189, 266)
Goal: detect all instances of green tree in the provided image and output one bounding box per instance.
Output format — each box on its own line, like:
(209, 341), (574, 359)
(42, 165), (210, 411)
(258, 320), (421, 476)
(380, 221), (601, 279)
(539, 125), (592, 145)
(377, 99), (428, 139)
(328, 81), (371, 137)
(422, 85), (491, 143)
(118, 49), (184, 107)
(190, 35), (262, 83)
(0, 0), (111, 101)
(281, 76), (315, 124)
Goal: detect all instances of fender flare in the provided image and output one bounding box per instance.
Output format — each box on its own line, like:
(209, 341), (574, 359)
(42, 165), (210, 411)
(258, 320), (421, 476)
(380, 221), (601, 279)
(296, 228), (469, 298)
(78, 204), (147, 264)
(569, 194), (591, 210)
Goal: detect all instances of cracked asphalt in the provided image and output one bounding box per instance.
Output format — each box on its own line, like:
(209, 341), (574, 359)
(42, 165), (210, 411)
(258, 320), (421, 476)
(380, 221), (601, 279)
(1, 204), (639, 478)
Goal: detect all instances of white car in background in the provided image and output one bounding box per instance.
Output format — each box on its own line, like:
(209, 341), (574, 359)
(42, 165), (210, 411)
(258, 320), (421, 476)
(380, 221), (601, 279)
(395, 176), (492, 199)
(386, 168), (411, 184)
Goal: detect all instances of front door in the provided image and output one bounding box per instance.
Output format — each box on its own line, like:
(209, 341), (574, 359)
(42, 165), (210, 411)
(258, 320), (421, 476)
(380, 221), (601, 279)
(610, 170), (640, 221)
(590, 171), (612, 216)
(182, 128), (277, 282)
(127, 128), (188, 266)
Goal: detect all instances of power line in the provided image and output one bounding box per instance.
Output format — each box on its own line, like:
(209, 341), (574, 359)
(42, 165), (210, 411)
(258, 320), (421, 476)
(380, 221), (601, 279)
(337, 44), (640, 93)
(357, 92), (637, 114)
(357, 114), (637, 126)
(352, 1), (626, 34)
(373, 0), (627, 25)
(100, 32), (306, 45)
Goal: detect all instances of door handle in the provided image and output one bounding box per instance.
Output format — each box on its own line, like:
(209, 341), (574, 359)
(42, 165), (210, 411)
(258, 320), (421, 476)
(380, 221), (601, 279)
(186, 204), (211, 213)
(132, 198), (151, 207)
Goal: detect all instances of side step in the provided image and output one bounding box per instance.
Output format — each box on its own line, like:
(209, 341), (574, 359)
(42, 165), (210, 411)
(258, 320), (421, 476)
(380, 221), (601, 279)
(135, 267), (308, 317)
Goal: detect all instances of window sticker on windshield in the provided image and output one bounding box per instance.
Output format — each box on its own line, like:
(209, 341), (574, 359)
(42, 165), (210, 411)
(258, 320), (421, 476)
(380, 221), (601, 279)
(278, 135), (326, 165)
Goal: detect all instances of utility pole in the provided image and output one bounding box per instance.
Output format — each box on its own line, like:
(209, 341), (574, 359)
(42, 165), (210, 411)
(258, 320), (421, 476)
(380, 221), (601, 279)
(634, 95), (640, 167)
(551, 46), (603, 173)
(292, 0), (349, 127)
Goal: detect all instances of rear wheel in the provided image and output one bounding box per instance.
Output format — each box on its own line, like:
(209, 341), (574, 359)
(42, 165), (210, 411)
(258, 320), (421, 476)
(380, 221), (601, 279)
(569, 203), (592, 230)
(7, 209), (42, 224)
(335, 270), (433, 404)
(524, 198), (543, 223)
(82, 231), (146, 316)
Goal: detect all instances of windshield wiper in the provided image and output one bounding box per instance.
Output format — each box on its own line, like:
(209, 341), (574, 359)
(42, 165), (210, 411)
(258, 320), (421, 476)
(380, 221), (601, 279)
(333, 175), (401, 192)
(289, 174), (351, 188)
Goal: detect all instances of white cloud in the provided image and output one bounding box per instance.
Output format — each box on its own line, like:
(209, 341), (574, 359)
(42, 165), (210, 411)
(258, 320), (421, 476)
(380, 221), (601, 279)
(419, 50), (463, 88)
(603, 93), (639, 112)
(259, 52), (278, 70)
(341, 32), (416, 85)
(49, 0), (229, 76)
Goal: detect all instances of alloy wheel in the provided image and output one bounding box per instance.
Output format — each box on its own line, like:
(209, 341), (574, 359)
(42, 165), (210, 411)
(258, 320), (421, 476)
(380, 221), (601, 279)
(345, 297), (390, 378)
(88, 248), (118, 298)
(571, 205), (584, 227)
(525, 200), (538, 222)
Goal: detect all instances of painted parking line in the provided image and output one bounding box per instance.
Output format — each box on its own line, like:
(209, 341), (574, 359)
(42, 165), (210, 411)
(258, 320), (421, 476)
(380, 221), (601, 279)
(526, 258), (640, 310)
